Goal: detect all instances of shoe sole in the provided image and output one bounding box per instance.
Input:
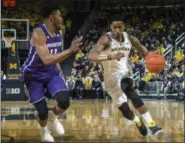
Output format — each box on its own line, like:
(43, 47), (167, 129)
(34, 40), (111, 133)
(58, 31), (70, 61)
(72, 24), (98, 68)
(135, 124), (148, 136)
(47, 122), (65, 136)
(147, 128), (164, 137)
(154, 129), (164, 136)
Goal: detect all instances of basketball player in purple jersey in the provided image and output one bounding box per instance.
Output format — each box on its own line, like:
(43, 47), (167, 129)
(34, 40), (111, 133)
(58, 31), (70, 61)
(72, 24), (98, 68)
(21, 7), (82, 142)
(88, 15), (163, 137)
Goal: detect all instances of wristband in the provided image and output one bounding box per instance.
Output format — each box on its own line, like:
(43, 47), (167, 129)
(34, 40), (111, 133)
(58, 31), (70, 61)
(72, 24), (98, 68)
(108, 55), (112, 60)
(98, 54), (109, 60)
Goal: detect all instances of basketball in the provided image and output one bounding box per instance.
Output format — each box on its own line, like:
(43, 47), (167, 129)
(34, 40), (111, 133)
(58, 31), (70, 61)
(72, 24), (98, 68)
(145, 52), (166, 73)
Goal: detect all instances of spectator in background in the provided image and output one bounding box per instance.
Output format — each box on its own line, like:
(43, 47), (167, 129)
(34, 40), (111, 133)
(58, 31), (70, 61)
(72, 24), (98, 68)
(71, 68), (77, 76)
(172, 68), (180, 77)
(75, 50), (85, 60)
(92, 76), (104, 99)
(82, 65), (90, 77)
(74, 76), (84, 99)
(66, 18), (72, 31)
(131, 50), (140, 64)
(157, 42), (165, 55)
(178, 80), (185, 101)
(82, 74), (94, 98)
(60, 23), (66, 34)
(175, 49), (184, 62)
(82, 74), (93, 90)
(66, 76), (75, 98)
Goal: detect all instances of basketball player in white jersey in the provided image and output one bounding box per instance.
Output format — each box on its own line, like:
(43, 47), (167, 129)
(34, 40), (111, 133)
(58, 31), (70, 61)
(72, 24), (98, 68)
(88, 15), (163, 136)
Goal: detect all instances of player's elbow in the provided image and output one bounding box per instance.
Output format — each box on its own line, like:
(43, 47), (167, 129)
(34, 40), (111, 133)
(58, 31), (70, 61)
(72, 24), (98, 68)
(41, 54), (59, 65)
(88, 52), (99, 62)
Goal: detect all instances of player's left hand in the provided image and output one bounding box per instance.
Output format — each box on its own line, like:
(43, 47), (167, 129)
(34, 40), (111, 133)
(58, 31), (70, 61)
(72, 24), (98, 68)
(145, 50), (160, 59)
(147, 50), (160, 55)
(70, 36), (83, 53)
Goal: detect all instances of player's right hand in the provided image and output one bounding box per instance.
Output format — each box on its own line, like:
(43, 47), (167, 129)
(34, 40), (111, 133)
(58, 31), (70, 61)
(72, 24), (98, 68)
(111, 52), (125, 60)
(70, 36), (83, 53)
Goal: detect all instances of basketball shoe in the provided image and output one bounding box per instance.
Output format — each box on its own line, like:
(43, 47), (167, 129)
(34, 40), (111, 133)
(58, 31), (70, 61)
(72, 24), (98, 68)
(148, 121), (163, 135)
(135, 117), (148, 136)
(40, 126), (54, 142)
(47, 111), (65, 135)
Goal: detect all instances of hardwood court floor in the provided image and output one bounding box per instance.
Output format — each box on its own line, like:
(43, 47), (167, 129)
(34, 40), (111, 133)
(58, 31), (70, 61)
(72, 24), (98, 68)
(1, 99), (184, 142)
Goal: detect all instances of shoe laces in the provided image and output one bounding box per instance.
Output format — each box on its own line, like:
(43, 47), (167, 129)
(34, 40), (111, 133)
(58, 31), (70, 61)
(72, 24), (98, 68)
(148, 121), (157, 127)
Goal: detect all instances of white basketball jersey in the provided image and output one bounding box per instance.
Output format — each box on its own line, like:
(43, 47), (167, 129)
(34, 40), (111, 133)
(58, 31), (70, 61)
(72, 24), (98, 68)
(101, 31), (132, 77)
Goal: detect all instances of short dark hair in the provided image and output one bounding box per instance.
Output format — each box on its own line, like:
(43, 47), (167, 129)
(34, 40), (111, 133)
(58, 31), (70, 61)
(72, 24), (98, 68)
(110, 15), (124, 24)
(41, 5), (59, 18)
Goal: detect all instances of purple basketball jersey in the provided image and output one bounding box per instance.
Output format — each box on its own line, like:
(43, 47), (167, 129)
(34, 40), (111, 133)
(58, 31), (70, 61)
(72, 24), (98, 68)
(21, 24), (63, 80)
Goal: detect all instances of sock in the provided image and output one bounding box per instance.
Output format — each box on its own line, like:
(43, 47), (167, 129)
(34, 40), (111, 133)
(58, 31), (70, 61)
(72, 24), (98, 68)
(141, 111), (154, 125)
(133, 115), (140, 123)
(41, 126), (48, 130)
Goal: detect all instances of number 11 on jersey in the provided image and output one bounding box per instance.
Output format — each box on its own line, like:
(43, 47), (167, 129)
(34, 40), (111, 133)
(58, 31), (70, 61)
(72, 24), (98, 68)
(50, 49), (57, 54)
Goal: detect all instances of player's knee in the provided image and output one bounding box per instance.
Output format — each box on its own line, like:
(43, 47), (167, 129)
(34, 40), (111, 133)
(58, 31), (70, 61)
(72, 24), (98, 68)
(53, 91), (70, 110)
(120, 78), (133, 92)
(118, 102), (134, 120)
(109, 90), (127, 107)
(125, 89), (144, 108)
(121, 78), (144, 108)
(138, 80), (147, 91)
(34, 99), (48, 120)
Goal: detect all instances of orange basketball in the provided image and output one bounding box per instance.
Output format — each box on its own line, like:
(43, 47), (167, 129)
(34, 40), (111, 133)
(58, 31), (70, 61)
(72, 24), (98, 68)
(145, 52), (166, 73)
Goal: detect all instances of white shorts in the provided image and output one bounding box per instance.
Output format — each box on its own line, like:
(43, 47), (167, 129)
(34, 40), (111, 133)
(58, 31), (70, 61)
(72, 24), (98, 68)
(104, 70), (132, 107)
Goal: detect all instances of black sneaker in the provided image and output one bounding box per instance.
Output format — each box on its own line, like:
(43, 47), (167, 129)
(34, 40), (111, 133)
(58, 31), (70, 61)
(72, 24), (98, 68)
(135, 117), (148, 136)
(148, 121), (163, 135)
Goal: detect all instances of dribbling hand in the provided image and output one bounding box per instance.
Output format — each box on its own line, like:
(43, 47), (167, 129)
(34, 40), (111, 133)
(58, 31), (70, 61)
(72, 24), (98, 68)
(70, 36), (83, 53)
(111, 52), (125, 60)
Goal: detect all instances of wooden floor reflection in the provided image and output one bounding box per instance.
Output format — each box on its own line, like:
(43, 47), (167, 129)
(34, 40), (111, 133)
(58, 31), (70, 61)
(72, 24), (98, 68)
(1, 99), (184, 142)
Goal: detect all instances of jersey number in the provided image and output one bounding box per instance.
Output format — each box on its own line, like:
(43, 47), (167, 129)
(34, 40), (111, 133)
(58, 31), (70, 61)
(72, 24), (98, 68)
(50, 49), (58, 54)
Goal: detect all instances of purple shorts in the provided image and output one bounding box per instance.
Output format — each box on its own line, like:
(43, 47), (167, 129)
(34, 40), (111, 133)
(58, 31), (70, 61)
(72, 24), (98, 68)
(24, 74), (67, 104)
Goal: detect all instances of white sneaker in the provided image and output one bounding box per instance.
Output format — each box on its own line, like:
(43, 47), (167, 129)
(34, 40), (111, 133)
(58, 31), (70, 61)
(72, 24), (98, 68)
(48, 111), (65, 135)
(40, 126), (54, 142)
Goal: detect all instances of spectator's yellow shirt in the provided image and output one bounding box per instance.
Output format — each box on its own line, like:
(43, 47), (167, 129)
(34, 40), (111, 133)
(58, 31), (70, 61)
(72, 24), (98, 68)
(141, 31), (147, 37)
(152, 22), (157, 29)
(60, 24), (66, 33)
(156, 23), (163, 29)
(83, 77), (93, 90)
(157, 44), (165, 55)
(173, 71), (180, 77)
(75, 52), (84, 59)
(89, 70), (95, 76)
(175, 51), (184, 62)
(131, 55), (139, 63)
(141, 72), (156, 82)
(152, 21), (163, 29)
(66, 19), (72, 30)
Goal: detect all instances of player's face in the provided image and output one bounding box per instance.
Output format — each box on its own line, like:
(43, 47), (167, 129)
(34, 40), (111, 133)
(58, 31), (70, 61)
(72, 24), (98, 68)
(52, 10), (63, 28)
(110, 21), (124, 38)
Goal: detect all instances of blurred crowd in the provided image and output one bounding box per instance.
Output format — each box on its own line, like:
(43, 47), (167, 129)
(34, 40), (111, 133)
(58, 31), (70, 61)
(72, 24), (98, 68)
(67, 7), (184, 99)
(1, 3), (72, 38)
(1, 6), (184, 99)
